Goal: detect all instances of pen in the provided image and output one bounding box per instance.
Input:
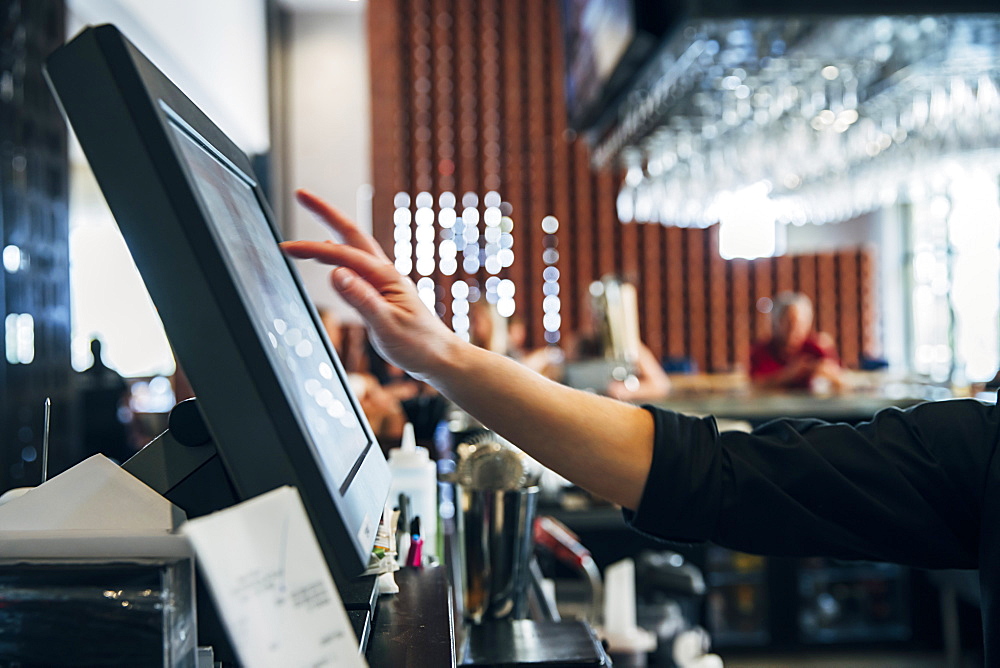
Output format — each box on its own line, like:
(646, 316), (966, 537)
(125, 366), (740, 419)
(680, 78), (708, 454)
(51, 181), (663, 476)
(405, 516), (423, 567)
(396, 494), (411, 566)
(41, 397), (51, 483)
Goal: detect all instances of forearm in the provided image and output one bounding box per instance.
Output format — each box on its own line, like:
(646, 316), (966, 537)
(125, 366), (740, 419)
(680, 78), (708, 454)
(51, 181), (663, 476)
(428, 339), (654, 510)
(282, 191), (655, 510)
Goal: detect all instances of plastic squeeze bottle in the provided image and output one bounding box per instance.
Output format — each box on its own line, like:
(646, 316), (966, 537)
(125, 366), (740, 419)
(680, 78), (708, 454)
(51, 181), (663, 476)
(387, 423), (438, 561)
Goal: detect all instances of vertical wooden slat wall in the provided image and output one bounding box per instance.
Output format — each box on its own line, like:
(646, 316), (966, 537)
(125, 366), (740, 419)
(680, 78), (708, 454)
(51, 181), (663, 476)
(432, 0), (454, 321)
(729, 259), (751, 367)
(570, 141), (595, 336)
(664, 227), (686, 360)
(837, 252), (860, 366)
(707, 227), (729, 371)
(367, 3), (403, 247)
(368, 0), (875, 371)
(499, 0), (526, 323)
(859, 251), (878, 359)
(639, 224), (664, 361)
(524, 0), (546, 341)
(545, 0), (572, 337)
(752, 256), (773, 344)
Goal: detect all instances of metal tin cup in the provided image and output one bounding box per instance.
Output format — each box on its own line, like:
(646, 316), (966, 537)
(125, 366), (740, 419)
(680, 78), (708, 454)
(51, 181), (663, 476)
(460, 486), (539, 623)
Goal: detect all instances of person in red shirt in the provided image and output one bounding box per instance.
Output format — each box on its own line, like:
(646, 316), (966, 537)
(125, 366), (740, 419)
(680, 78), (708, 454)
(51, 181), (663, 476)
(750, 292), (843, 392)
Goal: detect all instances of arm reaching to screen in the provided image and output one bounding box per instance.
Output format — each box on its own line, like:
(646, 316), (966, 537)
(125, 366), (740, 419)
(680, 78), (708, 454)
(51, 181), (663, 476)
(282, 189), (653, 510)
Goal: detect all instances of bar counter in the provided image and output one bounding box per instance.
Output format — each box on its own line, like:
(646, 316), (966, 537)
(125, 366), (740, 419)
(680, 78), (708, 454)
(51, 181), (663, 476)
(366, 566), (457, 668)
(651, 391), (927, 426)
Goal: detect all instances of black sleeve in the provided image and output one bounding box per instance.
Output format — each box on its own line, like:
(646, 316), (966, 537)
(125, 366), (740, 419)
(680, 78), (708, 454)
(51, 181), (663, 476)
(625, 399), (1000, 569)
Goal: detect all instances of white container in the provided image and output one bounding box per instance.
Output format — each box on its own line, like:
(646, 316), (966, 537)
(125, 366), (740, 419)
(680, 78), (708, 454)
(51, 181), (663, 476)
(387, 423), (438, 560)
(601, 558), (656, 665)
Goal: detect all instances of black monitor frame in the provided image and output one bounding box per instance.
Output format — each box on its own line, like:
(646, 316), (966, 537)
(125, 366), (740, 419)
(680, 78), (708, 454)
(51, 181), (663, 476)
(45, 24), (391, 583)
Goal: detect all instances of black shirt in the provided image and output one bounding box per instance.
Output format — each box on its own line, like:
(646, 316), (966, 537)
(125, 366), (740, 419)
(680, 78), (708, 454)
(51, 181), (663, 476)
(626, 399), (1000, 660)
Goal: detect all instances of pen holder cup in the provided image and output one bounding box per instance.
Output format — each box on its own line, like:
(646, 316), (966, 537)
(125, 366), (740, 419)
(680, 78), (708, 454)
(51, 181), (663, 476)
(459, 485), (539, 624)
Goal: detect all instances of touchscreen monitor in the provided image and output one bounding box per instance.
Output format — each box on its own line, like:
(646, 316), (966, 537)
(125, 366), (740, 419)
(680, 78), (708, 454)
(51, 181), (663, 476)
(45, 24), (391, 582)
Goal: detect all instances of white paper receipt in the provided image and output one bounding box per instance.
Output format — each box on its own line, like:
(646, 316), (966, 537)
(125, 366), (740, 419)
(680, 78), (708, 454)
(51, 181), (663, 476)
(181, 486), (367, 668)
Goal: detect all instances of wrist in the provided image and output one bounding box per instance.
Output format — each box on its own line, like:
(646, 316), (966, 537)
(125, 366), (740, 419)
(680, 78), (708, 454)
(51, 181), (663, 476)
(419, 333), (479, 387)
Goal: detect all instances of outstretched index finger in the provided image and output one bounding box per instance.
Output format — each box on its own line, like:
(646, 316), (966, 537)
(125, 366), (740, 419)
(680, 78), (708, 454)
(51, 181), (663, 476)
(295, 188), (389, 261)
(281, 241), (400, 292)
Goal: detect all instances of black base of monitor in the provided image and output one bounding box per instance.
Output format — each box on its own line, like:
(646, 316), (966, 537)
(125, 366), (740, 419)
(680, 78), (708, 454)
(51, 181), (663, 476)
(123, 399), (379, 664)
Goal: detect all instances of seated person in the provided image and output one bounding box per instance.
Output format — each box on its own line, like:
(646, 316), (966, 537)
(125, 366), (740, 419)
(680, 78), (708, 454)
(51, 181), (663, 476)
(563, 288), (671, 402)
(78, 338), (134, 463)
(468, 299), (508, 354)
(484, 306), (565, 380)
(364, 332), (448, 447)
(750, 292), (843, 392)
(605, 342), (671, 402)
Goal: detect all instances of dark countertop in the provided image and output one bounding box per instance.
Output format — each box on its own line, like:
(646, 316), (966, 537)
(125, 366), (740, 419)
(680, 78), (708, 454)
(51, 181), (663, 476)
(366, 565), (457, 668)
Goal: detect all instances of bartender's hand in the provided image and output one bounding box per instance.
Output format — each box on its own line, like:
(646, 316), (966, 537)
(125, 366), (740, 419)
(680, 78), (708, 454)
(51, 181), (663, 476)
(282, 190), (461, 381)
(282, 189), (655, 511)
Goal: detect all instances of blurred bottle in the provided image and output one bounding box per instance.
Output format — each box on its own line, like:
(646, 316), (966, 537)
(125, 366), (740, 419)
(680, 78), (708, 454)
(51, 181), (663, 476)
(387, 423), (438, 561)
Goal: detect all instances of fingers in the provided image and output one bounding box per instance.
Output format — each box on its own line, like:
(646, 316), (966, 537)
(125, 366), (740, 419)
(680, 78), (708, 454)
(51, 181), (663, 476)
(295, 189), (389, 261)
(282, 240), (400, 290)
(328, 267), (387, 322)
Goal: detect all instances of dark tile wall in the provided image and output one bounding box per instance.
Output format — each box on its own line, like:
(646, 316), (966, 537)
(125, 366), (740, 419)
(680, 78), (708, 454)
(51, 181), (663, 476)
(0, 0), (72, 491)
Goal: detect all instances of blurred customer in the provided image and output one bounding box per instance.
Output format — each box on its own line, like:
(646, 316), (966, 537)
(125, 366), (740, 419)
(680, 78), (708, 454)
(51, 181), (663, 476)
(318, 306), (345, 353)
(478, 304), (565, 380)
(324, 306), (446, 447)
(77, 338), (133, 464)
(561, 281), (671, 402)
(606, 342), (672, 402)
(348, 372), (408, 443)
(367, 347), (447, 447)
(318, 306), (407, 442)
(750, 292), (843, 392)
(516, 345), (566, 384)
(468, 299), (508, 354)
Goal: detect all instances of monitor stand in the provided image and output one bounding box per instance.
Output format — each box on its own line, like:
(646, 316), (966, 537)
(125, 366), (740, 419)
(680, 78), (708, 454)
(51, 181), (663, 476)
(123, 398), (379, 662)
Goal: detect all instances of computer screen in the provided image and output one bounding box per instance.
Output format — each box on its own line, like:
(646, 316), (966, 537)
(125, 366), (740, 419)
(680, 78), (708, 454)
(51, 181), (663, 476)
(45, 24), (391, 582)
(167, 114), (369, 489)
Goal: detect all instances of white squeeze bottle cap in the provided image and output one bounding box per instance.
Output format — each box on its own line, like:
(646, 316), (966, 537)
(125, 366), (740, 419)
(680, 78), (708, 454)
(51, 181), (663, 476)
(390, 422), (425, 466)
(388, 423), (438, 559)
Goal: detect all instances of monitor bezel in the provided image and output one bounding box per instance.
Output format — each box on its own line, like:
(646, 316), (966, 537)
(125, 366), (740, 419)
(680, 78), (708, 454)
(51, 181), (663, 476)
(45, 24), (391, 579)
